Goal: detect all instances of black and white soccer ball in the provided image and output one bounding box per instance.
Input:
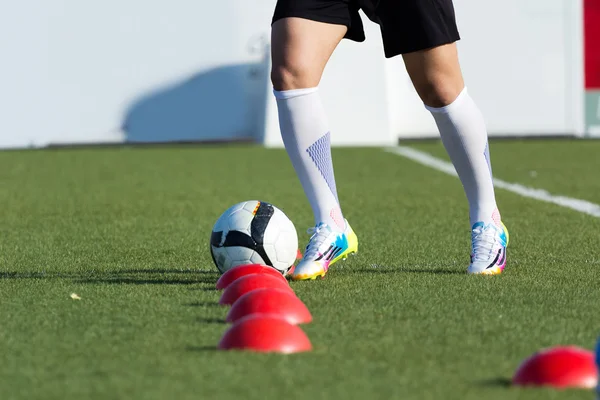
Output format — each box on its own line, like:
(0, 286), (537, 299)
(210, 200), (298, 275)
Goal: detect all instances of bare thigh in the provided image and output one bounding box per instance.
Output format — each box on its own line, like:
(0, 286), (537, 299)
(402, 43), (465, 108)
(271, 17), (347, 91)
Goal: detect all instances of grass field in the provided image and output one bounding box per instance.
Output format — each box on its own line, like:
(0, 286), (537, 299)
(1, 139), (599, 400)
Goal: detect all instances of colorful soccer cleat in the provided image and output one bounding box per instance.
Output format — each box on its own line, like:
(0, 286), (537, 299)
(467, 221), (509, 275)
(290, 220), (358, 281)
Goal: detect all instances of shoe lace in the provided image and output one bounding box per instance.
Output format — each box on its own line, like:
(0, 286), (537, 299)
(304, 225), (331, 259)
(471, 225), (500, 262)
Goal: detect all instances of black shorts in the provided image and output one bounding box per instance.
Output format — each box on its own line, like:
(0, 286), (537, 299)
(272, 0), (461, 58)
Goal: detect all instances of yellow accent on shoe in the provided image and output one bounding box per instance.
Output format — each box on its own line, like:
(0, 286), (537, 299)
(470, 265), (503, 275)
(290, 221), (359, 281)
(501, 221), (510, 246)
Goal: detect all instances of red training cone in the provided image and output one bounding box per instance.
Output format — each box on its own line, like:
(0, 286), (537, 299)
(226, 288), (312, 325)
(512, 346), (598, 388)
(216, 264), (286, 290)
(218, 314), (312, 353)
(219, 273), (293, 306)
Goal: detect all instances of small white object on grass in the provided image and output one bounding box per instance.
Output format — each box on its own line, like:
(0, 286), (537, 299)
(70, 293), (81, 300)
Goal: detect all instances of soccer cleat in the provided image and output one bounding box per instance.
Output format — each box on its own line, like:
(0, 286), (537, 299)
(290, 220), (358, 281)
(467, 221), (509, 275)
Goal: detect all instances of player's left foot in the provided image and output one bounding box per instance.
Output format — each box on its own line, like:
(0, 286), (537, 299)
(467, 221), (509, 275)
(291, 220), (358, 281)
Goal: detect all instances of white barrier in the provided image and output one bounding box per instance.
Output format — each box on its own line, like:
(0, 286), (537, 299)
(0, 1), (273, 148)
(0, 0), (587, 149)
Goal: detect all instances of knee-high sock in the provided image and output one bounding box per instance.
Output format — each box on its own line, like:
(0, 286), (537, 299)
(274, 87), (345, 231)
(426, 87), (500, 226)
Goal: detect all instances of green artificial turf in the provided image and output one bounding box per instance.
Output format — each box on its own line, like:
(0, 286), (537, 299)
(0, 141), (599, 400)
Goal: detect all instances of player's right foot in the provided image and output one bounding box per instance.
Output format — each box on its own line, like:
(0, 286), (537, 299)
(290, 220), (358, 281)
(467, 220), (509, 275)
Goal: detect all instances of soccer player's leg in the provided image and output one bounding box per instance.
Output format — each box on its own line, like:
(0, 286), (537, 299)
(403, 44), (508, 275)
(270, 14), (358, 280)
(376, 0), (507, 274)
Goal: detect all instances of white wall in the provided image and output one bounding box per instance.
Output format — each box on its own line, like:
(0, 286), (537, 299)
(0, 0), (273, 148)
(0, 0), (585, 149)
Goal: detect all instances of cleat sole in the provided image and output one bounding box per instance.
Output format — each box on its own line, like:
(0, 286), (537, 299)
(468, 265), (503, 276)
(291, 271), (325, 281)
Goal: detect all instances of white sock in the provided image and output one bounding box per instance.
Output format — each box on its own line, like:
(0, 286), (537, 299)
(274, 87), (346, 232)
(426, 87), (500, 227)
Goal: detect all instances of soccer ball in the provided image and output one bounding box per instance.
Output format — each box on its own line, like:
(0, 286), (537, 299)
(210, 200), (298, 275)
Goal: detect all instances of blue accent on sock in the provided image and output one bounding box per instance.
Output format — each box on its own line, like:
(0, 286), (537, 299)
(306, 132), (339, 202)
(484, 142), (493, 177)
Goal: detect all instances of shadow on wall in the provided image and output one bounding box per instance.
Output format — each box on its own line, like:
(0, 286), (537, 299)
(122, 61), (270, 144)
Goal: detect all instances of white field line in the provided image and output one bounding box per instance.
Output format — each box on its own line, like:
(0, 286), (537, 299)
(385, 146), (600, 218)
